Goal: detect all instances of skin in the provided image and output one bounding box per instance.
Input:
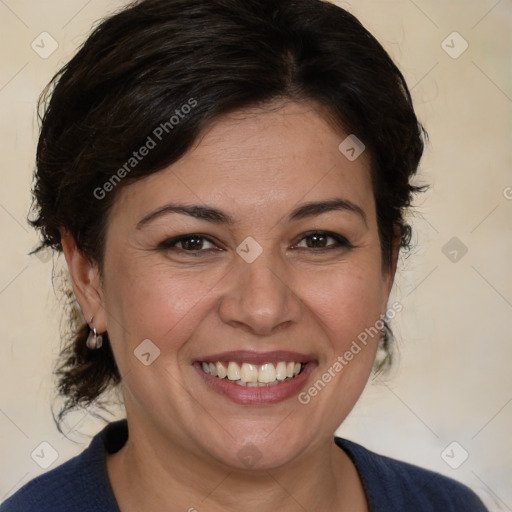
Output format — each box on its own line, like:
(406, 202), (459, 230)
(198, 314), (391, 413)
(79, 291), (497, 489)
(62, 101), (398, 511)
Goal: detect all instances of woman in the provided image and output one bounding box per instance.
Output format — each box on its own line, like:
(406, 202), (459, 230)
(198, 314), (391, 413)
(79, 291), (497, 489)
(2, 0), (488, 510)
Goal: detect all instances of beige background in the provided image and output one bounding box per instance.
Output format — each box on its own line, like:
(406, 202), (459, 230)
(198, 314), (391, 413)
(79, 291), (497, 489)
(0, 0), (510, 509)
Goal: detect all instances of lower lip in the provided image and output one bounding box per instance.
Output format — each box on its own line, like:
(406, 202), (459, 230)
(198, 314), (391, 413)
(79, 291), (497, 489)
(194, 362), (316, 405)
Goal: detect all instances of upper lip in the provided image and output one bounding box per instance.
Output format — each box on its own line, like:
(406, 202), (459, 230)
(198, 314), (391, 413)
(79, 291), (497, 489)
(195, 350), (315, 365)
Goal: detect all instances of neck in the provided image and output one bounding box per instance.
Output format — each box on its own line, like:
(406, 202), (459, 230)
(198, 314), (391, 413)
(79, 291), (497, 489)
(106, 420), (368, 512)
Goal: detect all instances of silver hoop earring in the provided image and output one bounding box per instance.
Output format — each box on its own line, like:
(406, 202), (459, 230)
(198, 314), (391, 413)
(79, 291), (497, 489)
(86, 324), (103, 350)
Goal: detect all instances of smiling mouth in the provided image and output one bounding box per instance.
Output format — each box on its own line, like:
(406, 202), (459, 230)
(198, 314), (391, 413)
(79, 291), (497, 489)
(200, 361), (306, 387)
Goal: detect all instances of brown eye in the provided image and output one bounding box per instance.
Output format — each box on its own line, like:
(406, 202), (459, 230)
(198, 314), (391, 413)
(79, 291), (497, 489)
(180, 236), (206, 250)
(294, 231), (353, 250)
(158, 234), (217, 252)
(304, 233), (329, 248)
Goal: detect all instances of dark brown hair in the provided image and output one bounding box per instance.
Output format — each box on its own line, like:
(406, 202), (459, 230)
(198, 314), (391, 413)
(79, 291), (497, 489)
(30, 0), (426, 422)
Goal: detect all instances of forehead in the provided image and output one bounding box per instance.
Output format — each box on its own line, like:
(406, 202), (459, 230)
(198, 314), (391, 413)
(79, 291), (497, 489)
(112, 101), (375, 225)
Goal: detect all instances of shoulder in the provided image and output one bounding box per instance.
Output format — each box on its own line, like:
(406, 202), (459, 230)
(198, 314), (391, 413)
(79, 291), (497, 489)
(336, 438), (488, 512)
(1, 421), (127, 512)
(1, 450), (92, 512)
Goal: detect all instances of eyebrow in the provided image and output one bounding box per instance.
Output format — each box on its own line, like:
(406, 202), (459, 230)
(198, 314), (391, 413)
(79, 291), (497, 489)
(136, 198), (367, 229)
(288, 199), (367, 226)
(137, 204), (234, 229)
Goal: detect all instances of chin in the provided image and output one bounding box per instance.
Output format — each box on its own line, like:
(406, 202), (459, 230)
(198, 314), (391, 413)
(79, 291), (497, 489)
(200, 428), (308, 472)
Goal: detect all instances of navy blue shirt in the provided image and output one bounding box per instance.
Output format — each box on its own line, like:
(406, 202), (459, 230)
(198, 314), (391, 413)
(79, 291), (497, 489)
(2, 420), (488, 511)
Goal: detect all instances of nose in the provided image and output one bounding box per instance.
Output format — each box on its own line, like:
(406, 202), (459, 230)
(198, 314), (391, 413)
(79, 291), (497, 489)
(218, 253), (303, 336)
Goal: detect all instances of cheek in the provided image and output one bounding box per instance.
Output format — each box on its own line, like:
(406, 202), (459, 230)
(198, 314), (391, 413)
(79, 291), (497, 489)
(102, 258), (226, 365)
(292, 260), (386, 432)
(300, 259), (386, 348)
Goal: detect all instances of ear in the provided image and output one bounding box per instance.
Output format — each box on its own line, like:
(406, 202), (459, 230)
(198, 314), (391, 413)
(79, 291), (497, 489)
(381, 226), (401, 303)
(60, 230), (107, 333)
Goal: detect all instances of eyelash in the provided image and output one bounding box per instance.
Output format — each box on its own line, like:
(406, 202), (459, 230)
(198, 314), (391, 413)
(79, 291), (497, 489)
(157, 231), (354, 255)
(158, 234), (219, 254)
(294, 231), (354, 250)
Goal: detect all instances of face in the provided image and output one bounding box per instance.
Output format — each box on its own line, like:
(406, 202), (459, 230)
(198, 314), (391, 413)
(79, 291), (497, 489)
(76, 101), (396, 470)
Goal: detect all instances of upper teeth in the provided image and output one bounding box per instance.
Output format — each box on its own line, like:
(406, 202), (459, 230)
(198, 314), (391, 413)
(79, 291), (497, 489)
(201, 361), (303, 385)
